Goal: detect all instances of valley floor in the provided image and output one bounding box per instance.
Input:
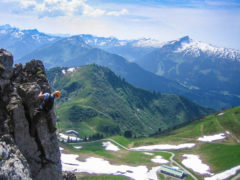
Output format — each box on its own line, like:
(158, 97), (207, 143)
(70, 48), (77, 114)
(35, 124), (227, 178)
(58, 107), (240, 180)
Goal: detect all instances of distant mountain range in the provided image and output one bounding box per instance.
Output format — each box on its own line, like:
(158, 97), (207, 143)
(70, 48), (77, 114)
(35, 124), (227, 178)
(137, 36), (240, 109)
(78, 34), (163, 62)
(19, 35), (191, 97)
(138, 36), (240, 74)
(0, 24), (61, 59)
(47, 64), (211, 137)
(0, 24), (162, 62)
(1, 24), (240, 110)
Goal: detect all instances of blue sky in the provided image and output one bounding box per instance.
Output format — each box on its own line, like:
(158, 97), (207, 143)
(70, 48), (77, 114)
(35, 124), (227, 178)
(0, 0), (240, 49)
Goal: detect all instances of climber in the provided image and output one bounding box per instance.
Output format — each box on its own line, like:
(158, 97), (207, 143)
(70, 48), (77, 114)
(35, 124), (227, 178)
(33, 91), (61, 134)
(36, 91), (61, 113)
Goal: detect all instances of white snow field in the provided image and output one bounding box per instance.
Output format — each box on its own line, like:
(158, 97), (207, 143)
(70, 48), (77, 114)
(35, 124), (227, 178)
(143, 152), (154, 156)
(73, 146), (82, 150)
(102, 141), (120, 152)
(197, 133), (226, 142)
(205, 165), (240, 180)
(151, 156), (169, 164)
(182, 154), (213, 175)
(218, 112), (224, 116)
(67, 67), (76, 73)
(61, 153), (161, 180)
(130, 143), (195, 151)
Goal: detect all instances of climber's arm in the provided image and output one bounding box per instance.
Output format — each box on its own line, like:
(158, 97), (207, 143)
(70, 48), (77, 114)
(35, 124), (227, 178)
(38, 92), (44, 99)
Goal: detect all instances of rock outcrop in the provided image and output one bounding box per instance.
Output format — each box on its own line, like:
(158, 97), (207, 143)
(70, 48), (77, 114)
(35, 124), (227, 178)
(0, 49), (62, 180)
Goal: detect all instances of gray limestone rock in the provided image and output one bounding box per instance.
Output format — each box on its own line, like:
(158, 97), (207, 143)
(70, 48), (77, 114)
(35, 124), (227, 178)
(0, 49), (62, 180)
(0, 135), (32, 180)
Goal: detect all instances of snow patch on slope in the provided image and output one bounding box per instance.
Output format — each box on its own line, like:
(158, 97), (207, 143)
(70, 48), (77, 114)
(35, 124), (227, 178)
(73, 146), (82, 150)
(182, 154), (213, 175)
(205, 165), (240, 180)
(130, 143), (195, 151)
(197, 133), (226, 142)
(151, 156), (169, 164)
(102, 141), (120, 152)
(61, 153), (161, 180)
(143, 152), (154, 156)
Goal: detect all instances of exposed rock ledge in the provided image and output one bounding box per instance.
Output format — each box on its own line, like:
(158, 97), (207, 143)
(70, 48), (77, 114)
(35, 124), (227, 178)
(0, 49), (62, 180)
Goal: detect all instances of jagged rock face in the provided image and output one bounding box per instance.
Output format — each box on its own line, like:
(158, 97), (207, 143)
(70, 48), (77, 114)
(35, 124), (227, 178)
(0, 49), (13, 136)
(0, 49), (62, 180)
(0, 135), (31, 180)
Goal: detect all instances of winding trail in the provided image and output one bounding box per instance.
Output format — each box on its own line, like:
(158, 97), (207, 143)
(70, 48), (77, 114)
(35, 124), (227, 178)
(163, 151), (197, 180)
(106, 138), (198, 180)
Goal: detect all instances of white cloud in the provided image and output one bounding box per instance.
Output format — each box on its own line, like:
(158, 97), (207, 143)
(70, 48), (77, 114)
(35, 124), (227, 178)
(82, 3), (105, 17)
(19, 0), (37, 8)
(107, 9), (128, 16)
(2, 0), (128, 18)
(45, 0), (60, 4)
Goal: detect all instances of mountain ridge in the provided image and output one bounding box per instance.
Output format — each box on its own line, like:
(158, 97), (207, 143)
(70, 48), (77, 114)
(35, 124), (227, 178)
(19, 35), (190, 95)
(1, 24), (240, 62)
(137, 36), (240, 109)
(0, 24), (62, 59)
(47, 64), (212, 137)
(2, 24), (240, 109)
(169, 36), (240, 61)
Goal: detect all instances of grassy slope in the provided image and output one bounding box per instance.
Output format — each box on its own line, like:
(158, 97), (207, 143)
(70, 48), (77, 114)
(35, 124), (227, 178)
(48, 64), (210, 137)
(61, 106), (240, 179)
(112, 106), (240, 177)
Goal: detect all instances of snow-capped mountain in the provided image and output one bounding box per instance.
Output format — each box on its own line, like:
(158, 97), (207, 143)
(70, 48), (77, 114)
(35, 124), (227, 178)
(0, 24), (163, 61)
(0, 25), (55, 42)
(137, 36), (240, 109)
(79, 34), (163, 48)
(78, 34), (128, 47)
(131, 38), (164, 48)
(0, 24), (61, 59)
(2, 24), (239, 109)
(78, 34), (163, 62)
(165, 36), (240, 61)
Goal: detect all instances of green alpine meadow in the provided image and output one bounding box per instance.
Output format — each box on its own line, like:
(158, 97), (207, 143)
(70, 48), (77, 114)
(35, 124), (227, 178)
(47, 64), (212, 137)
(60, 105), (240, 180)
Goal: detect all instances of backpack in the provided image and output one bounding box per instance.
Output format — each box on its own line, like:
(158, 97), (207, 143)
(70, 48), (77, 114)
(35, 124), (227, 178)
(43, 95), (55, 112)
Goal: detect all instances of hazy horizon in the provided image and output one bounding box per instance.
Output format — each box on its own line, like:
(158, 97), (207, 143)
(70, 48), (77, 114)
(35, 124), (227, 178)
(0, 0), (240, 49)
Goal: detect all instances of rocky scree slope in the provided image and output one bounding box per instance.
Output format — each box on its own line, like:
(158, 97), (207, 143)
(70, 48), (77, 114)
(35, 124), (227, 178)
(0, 49), (62, 180)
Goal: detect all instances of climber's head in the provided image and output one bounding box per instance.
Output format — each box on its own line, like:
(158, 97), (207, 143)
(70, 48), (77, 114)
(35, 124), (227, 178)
(53, 91), (61, 98)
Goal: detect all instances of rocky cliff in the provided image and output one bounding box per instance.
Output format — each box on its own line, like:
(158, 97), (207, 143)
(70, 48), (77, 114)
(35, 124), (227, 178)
(0, 49), (62, 180)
